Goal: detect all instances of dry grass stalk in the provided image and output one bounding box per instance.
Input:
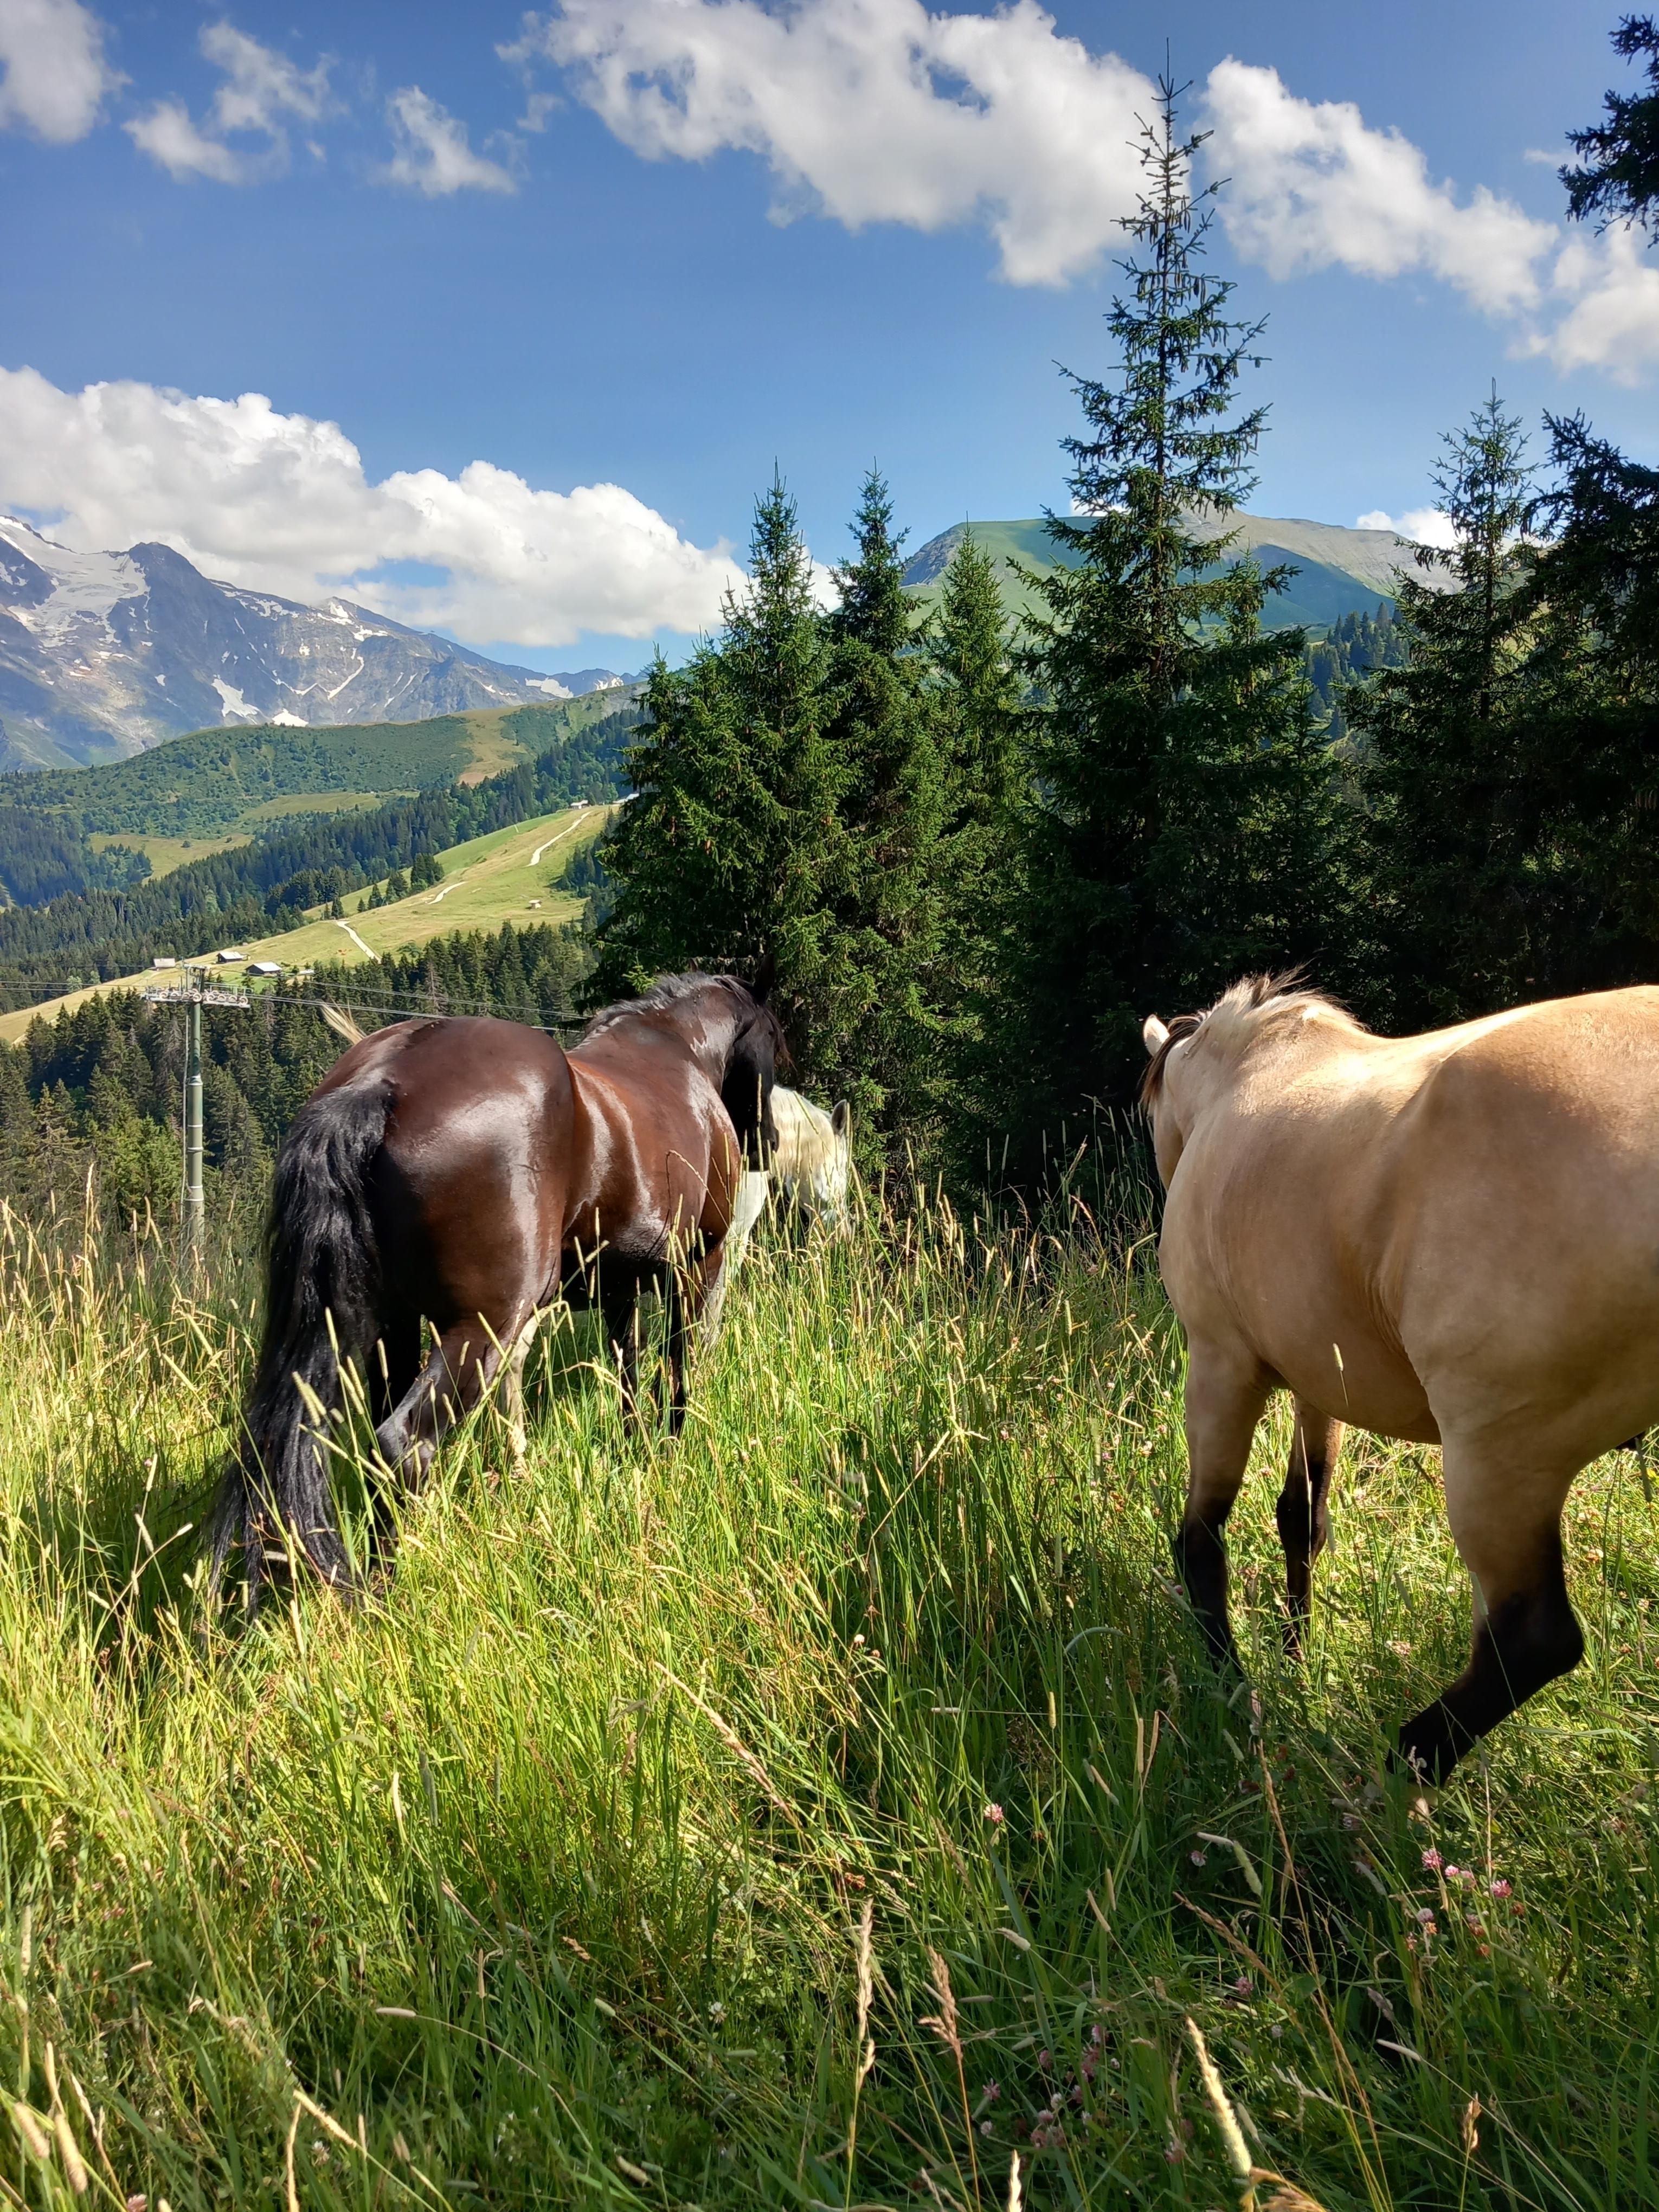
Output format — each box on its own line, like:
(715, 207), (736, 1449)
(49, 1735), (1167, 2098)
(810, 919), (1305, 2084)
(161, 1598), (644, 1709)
(922, 1946), (980, 2204)
(1186, 2017), (1331, 2212)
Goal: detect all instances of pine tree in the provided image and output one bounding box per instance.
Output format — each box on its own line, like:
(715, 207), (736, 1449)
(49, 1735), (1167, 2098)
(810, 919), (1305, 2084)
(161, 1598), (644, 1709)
(814, 468), (953, 1153)
(998, 76), (1356, 1165)
(590, 477), (847, 1062)
(1352, 392), (1545, 1018)
(1562, 15), (1659, 238)
(931, 530), (1025, 840)
(926, 530), (1028, 1167)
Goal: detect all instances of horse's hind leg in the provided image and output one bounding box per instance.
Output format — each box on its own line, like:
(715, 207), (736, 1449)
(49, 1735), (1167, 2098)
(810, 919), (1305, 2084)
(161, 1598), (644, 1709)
(599, 1270), (644, 1419)
(370, 1320), (511, 1560)
(502, 1310), (543, 1480)
(1174, 1343), (1272, 1671)
(1397, 1446), (1583, 1783)
(1277, 1400), (1344, 1655)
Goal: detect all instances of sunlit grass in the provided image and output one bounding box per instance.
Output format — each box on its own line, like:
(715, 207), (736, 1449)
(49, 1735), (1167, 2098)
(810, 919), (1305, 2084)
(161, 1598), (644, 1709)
(1, 1187), (1657, 2208)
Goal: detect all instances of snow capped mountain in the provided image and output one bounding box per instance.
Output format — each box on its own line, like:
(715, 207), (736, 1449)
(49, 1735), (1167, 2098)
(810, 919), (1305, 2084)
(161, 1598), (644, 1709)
(0, 517), (626, 770)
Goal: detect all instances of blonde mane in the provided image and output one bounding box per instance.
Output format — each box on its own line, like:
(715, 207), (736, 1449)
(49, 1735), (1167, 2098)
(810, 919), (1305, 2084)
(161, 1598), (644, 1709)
(1142, 973), (1361, 1104)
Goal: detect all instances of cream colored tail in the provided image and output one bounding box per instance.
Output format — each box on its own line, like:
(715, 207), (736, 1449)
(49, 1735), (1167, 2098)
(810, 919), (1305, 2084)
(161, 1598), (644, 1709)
(319, 1002), (365, 1048)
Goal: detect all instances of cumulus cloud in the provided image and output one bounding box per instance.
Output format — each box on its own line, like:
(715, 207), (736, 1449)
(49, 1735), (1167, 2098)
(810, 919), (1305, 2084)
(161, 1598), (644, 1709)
(125, 20), (331, 183)
(498, 5), (1657, 377)
(0, 0), (121, 143)
(1355, 506), (1459, 549)
(380, 86), (518, 196)
(1202, 60), (1556, 318)
(1535, 224), (1659, 383)
(0, 366), (743, 645)
(504, 0), (1156, 285)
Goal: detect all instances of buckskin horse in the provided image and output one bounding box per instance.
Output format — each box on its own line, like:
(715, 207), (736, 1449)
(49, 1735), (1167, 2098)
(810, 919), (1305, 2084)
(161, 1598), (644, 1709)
(211, 969), (783, 1607)
(1141, 974), (1659, 1780)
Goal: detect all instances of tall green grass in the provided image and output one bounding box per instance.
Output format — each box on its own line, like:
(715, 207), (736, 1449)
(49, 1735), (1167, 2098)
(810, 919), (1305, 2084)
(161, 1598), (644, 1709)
(2, 1189), (1658, 2209)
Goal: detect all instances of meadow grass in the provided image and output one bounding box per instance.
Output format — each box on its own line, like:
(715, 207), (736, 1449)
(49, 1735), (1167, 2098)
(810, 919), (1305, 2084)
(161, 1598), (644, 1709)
(2, 1187), (1658, 2210)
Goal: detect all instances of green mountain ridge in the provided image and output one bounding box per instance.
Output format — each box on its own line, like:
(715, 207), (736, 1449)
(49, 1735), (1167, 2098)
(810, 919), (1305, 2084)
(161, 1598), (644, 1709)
(902, 511), (1442, 632)
(0, 691), (633, 844)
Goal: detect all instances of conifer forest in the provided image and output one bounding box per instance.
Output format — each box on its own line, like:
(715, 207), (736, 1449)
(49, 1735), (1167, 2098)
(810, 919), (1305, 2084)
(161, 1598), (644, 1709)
(2, 27), (1659, 2212)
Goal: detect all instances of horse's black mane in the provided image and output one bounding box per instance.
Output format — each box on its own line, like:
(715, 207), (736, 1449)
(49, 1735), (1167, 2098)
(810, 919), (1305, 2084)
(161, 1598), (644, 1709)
(582, 970), (785, 1057)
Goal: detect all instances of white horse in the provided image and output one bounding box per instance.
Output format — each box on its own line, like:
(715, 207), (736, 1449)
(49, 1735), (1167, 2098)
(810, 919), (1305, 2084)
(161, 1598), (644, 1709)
(721, 1086), (852, 1281)
(771, 1086), (853, 1225)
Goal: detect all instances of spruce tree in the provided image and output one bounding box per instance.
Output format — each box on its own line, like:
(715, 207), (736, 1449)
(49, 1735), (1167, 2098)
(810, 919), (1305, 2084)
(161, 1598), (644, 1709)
(998, 76), (1355, 1166)
(926, 530), (1028, 1167)
(590, 475), (848, 1063)
(1353, 392), (1546, 1019)
(813, 468), (953, 1154)
(1562, 15), (1659, 238)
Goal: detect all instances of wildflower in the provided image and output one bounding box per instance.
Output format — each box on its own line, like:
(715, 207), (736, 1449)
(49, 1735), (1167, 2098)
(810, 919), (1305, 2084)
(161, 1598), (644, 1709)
(1464, 1913), (1484, 1932)
(1163, 2141), (1185, 2163)
(1189, 1848), (1208, 1866)
(1342, 1812), (1361, 1830)
(1422, 1848), (1443, 1872)
(1415, 1907), (1436, 1927)
(1233, 1976), (1251, 1994)
(708, 2001), (725, 2023)
(852, 1634), (865, 1647)
(127, 2199), (147, 2212)
(983, 1803), (1005, 1827)
(982, 2081), (1001, 2103)
(1270, 2024), (1284, 2040)
(1037, 2048), (1051, 2071)
(1489, 1878), (1512, 1899)
(1090, 2025), (1103, 2044)
(1388, 1639), (1413, 1657)
(980, 2121), (993, 2137)
(1444, 1864), (1463, 1883)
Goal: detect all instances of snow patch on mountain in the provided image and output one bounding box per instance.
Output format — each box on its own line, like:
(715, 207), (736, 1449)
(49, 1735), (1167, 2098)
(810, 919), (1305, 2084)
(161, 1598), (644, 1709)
(0, 515), (629, 770)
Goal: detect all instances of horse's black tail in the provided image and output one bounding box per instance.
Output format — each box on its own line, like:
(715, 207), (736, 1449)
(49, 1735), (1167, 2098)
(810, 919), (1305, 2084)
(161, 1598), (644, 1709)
(210, 1079), (392, 1609)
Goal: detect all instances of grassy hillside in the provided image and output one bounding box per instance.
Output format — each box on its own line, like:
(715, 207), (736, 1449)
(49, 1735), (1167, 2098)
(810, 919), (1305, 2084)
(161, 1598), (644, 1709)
(903, 515), (1410, 633)
(3, 1195), (1657, 2206)
(88, 830), (253, 878)
(1, 693), (632, 840)
(0, 802), (607, 1041)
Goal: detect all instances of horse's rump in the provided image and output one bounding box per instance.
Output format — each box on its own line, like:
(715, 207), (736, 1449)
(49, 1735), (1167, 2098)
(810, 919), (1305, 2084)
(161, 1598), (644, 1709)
(1143, 976), (1659, 1772)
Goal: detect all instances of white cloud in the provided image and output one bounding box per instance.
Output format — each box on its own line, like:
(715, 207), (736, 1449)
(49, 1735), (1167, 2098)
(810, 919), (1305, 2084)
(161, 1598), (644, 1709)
(500, 6), (1658, 377)
(125, 98), (242, 182)
(505, 0), (1156, 286)
(125, 20), (331, 183)
(381, 85), (518, 195)
(1355, 506), (1459, 549)
(1201, 60), (1659, 382)
(1202, 60), (1555, 318)
(0, 0), (121, 143)
(1535, 224), (1659, 384)
(0, 366), (743, 645)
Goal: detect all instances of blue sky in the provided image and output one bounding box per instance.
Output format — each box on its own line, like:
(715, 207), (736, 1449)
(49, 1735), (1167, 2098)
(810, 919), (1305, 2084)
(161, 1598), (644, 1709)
(0, 0), (1651, 674)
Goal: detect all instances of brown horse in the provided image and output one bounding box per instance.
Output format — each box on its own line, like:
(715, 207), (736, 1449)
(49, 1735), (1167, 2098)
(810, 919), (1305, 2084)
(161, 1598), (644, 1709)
(211, 970), (782, 1606)
(1141, 974), (1659, 1780)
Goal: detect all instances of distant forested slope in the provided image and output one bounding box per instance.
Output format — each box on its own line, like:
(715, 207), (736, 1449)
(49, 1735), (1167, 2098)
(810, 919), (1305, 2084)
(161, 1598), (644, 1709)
(0, 696), (625, 840)
(0, 704), (633, 1009)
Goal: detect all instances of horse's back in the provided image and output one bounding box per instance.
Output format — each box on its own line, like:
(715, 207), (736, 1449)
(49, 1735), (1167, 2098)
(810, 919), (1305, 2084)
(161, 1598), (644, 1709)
(1172, 987), (1659, 1453)
(566, 1026), (741, 1256)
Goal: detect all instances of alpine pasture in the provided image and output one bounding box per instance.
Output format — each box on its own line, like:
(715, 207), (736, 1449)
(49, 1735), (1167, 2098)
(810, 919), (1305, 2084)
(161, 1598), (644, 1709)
(4, 1181), (1658, 2210)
